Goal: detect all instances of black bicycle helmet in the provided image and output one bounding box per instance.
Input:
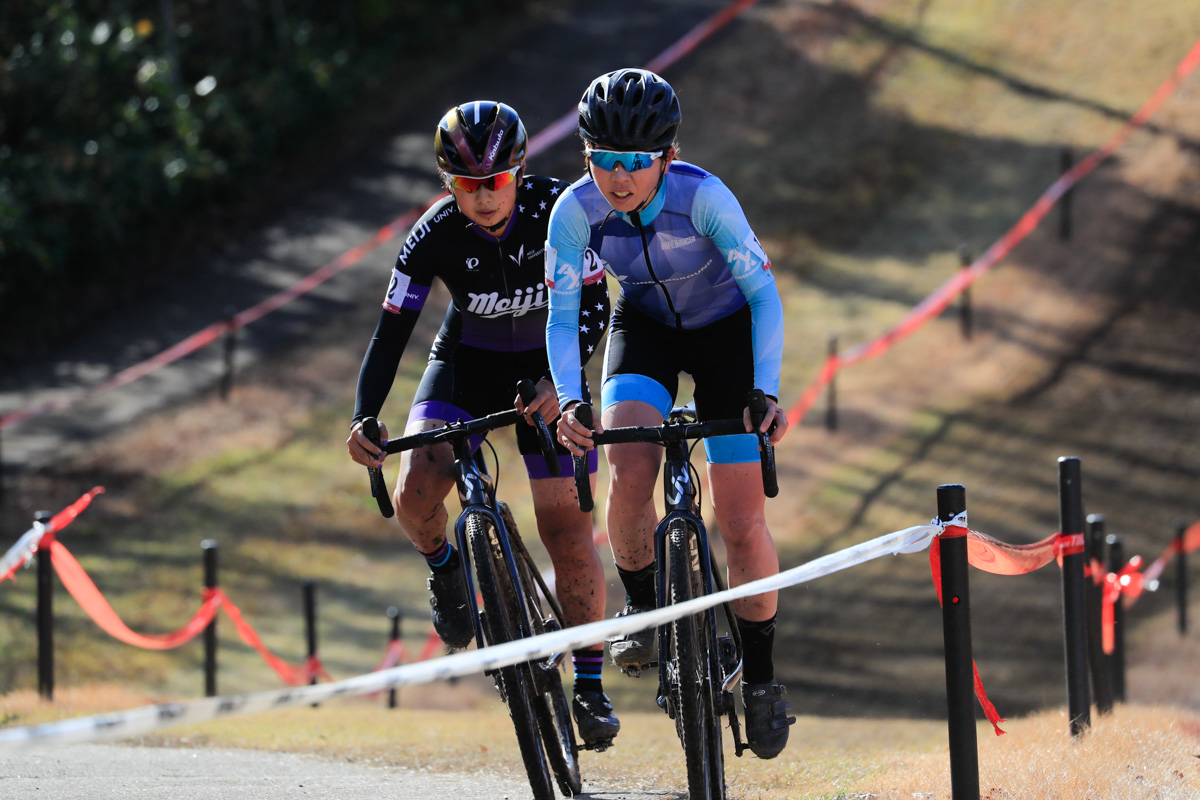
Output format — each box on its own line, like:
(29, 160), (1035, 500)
(578, 68), (681, 151)
(435, 100), (527, 176)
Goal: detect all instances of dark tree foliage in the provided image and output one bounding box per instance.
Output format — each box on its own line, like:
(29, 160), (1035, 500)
(0, 0), (509, 362)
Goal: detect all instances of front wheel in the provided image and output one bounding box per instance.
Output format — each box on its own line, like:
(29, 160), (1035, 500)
(468, 512), (555, 800)
(506, 506), (583, 795)
(666, 519), (726, 800)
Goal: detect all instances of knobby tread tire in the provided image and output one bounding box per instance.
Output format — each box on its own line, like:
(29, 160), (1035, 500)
(509, 512), (582, 796)
(467, 512), (555, 800)
(667, 519), (727, 800)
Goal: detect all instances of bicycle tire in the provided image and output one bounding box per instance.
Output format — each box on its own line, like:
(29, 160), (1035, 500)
(467, 512), (556, 800)
(504, 507), (583, 796)
(667, 519), (727, 800)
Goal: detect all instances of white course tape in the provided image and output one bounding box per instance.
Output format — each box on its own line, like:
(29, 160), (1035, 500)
(0, 522), (941, 750)
(0, 522), (45, 578)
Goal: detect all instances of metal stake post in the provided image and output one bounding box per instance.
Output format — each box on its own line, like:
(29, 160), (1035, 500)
(1106, 534), (1127, 702)
(936, 484), (979, 800)
(35, 511), (53, 700)
(388, 606), (401, 709)
(825, 335), (838, 432)
(1058, 457), (1091, 736)
(1085, 514), (1113, 714)
(1175, 518), (1189, 635)
(202, 540), (219, 697)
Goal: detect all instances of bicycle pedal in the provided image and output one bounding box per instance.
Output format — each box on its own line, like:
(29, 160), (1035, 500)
(581, 737), (614, 753)
(618, 660), (656, 678)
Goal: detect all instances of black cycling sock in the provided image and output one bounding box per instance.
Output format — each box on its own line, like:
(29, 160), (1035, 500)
(616, 562), (656, 609)
(572, 648), (605, 694)
(421, 540), (458, 575)
(737, 613), (777, 685)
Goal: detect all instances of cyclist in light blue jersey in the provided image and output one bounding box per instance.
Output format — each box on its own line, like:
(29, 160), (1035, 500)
(546, 69), (795, 760)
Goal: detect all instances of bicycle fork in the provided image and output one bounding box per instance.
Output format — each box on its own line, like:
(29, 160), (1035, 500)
(651, 442), (749, 757)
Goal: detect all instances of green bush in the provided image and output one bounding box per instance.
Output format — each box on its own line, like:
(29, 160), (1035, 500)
(0, 0), (512, 363)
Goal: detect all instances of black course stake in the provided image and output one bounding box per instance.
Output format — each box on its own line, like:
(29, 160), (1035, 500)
(1175, 518), (1189, 636)
(1106, 534), (1127, 703)
(202, 539), (219, 697)
(1084, 514), (1113, 714)
(936, 484), (979, 800)
(825, 335), (838, 432)
(1060, 147), (1074, 241)
(304, 579), (319, 706)
(388, 606), (401, 709)
(35, 511), (54, 700)
(1057, 457), (1091, 736)
(958, 244), (973, 341)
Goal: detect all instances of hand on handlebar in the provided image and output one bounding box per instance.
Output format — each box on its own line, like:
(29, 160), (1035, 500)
(347, 419), (389, 468)
(515, 378), (560, 426)
(743, 395), (788, 446)
(557, 403), (603, 456)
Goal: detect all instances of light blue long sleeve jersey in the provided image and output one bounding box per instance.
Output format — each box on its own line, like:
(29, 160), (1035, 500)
(545, 160), (784, 407)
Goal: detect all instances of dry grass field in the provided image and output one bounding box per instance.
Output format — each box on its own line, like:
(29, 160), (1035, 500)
(3, 0), (1200, 797)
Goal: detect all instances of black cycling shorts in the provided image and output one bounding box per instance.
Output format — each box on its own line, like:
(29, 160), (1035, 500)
(407, 345), (596, 479)
(601, 297), (757, 463)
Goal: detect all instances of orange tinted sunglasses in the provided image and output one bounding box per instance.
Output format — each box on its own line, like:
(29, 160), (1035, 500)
(447, 166), (521, 193)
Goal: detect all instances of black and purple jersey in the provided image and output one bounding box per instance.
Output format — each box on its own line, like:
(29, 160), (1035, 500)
(353, 174), (609, 426)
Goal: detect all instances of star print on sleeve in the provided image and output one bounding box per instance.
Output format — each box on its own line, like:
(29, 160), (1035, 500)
(595, 302), (605, 311)
(550, 185), (561, 195)
(539, 200), (548, 210)
(599, 319), (606, 331)
(524, 180), (533, 189)
(519, 204), (525, 213)
(581, 309), (590, 317)
(579, 324), (590, 334)
(587, 344), (594, 354)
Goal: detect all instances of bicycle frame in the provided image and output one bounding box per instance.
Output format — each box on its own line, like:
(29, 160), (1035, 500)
(447, 437), (537, 649)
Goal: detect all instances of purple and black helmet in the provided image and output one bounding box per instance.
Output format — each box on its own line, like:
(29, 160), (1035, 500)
(435, 101), (528, 177)
(578, 68), (681, 151)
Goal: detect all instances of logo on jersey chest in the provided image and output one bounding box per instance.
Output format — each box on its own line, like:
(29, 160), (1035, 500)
(466, 283), (548, 318)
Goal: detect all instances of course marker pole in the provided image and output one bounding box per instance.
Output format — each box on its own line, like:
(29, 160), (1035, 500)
(1085, 514), (1113, 714)
(1106, 534), (1127, 702)
(388, 606), (401, 709)
(1057, 457), (1091, 736)
(202, 540), (219, 697)
(35, 511), (54, 700)
(1175, 518), (1189, 635)
(936, 484), (979, 800)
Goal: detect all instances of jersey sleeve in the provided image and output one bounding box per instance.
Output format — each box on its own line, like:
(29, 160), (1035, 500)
(350, 222), (437, 426)
(545, 189), (593, 406)
(692, 177), (783, 398)
(352, 307), (419, 425)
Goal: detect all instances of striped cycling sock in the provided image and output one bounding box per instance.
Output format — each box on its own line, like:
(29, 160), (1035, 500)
(421, 540), (457, 575)
(572, 648), (605, 694)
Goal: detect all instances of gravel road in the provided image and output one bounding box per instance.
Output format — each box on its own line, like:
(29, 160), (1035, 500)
(0, 743), (673, 799)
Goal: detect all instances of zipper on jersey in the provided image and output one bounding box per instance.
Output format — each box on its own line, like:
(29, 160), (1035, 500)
(631, 211), (683, 330)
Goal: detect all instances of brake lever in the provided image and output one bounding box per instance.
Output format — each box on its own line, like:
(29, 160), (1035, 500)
(572, 403), (595, 513)
(361, 417), (395, 518)
(746, 390), (778, 498)
(518, 379), (561, 477)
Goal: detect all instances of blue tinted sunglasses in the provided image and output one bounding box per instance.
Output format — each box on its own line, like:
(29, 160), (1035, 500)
(587, 148), (663, 172)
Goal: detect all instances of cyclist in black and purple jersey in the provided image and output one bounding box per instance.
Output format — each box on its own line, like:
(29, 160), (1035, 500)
(346, 101), (618, 744)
